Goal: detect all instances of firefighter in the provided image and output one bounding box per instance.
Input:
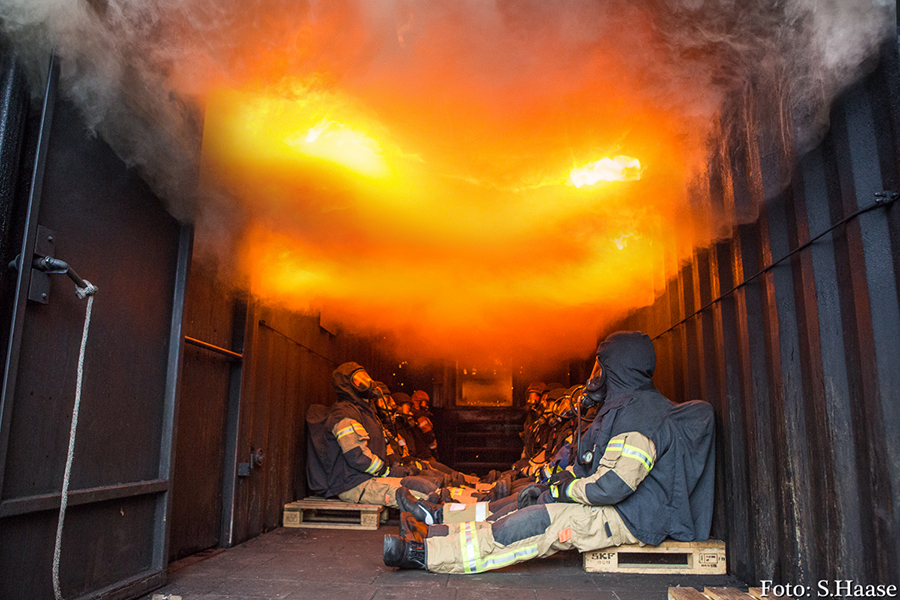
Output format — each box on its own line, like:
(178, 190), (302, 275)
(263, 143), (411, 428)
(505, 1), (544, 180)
(384, 331), (716, 573)
(409, 390), (438, 458)
(395, 393), (432, 461)
(519, 382), (546, 460)
(314, 362), (422, 507)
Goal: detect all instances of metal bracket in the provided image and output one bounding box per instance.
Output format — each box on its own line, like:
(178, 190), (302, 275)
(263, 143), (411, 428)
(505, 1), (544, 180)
(874, 191), (899, 204)
(26, 225), (55, 304)
(238, 447), (265, 477)
(7, 226), (92, 304)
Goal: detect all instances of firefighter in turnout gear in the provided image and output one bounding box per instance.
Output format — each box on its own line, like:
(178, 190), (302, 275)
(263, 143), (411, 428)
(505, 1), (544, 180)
(313, 362), (424, 507)
(383, 331), (716, 573)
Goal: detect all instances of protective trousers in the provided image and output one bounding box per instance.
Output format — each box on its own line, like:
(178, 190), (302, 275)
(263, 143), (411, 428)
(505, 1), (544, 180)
(337, 476), (427, 507)
(425, 503), (638, 574)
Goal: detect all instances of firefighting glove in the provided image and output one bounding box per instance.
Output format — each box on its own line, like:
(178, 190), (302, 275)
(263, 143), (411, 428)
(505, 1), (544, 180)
(517, 483), (549, 509)
(548, 470), (578, 503)
(388, 465), (414, 478)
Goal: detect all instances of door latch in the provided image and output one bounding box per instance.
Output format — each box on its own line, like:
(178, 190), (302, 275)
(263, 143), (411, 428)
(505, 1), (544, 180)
(7, 225), (90, 304)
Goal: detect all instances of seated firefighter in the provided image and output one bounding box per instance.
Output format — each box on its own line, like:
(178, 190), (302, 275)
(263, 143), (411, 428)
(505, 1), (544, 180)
(383, 331), (716, 573)
(306, 362), (423, 508)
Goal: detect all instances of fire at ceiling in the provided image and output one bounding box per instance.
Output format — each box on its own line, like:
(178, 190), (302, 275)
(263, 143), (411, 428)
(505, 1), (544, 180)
(191, 2), (708, 364)
(1, 0), (891, 364)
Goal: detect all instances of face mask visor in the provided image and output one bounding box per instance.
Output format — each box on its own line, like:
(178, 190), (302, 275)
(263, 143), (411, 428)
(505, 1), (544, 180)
(586, 358), (603, 389)
(351, 368), (375, 395)
(582, 358), (607, 409)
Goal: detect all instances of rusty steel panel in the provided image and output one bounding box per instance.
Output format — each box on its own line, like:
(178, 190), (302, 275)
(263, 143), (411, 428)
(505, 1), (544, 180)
(611, 47), (900, 585)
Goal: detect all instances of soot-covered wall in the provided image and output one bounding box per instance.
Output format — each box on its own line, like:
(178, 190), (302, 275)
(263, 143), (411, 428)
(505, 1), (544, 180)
(170, 260), (399, 560)
(613, 42), (900, 586)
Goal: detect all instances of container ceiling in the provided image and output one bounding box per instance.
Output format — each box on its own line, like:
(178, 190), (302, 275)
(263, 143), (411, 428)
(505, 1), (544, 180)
(1, 0), (893, 365)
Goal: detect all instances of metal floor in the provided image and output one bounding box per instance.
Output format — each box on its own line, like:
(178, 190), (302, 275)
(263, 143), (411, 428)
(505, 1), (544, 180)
(141, 525), (746, 600)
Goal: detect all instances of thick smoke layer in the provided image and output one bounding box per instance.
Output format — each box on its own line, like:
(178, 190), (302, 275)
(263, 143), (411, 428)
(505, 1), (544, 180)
(0, 0), (893, 365)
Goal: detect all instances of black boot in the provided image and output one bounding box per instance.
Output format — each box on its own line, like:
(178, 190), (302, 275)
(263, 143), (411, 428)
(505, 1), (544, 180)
(397, 487), (443, 525)
(383, 535), (427, 570)
(488, 474), (511, 501)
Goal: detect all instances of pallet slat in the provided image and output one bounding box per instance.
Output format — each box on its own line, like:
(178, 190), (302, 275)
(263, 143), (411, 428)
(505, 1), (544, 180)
(283, 499), (384, 530)
(584, 539), (726, 574)
(670, 588), (767, 600)
(669, 587), (714, 600)
(704, 587), (756, 600)
(748, 588), (794, 600)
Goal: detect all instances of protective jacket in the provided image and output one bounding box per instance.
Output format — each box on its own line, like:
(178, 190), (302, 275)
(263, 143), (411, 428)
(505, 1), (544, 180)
(416, 331), (714, 575)
(567, 332), (715, 544)
(320, 362), (390, 497)
(410, 407), (437, 459)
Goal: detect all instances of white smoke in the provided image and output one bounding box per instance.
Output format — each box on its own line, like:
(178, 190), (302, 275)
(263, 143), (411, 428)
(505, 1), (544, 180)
(0, 0), (893, 218)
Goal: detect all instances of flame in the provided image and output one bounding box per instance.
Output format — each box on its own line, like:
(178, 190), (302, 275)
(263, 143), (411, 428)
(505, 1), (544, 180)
(12, 0), (883, 367)
(569, 156), (642, 187)
(193, 3), (709, 366)
(286, 118), (387, 177)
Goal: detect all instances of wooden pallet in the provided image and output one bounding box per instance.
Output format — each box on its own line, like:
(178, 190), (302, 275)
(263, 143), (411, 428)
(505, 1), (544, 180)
(584, 539), (726, 574)
(747, 588), (794, 600)
(668, 587), (793, 600)
(282, 498), (384, 530)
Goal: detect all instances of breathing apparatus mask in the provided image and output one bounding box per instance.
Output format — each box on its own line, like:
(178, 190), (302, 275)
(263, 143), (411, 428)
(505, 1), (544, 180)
(582, 357), (607, 409)
(350, 368), (379, 400)
(575, 357), (606, 466)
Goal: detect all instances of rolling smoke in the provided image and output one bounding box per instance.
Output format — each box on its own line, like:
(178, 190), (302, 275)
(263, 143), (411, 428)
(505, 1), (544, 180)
(0, 0), (894, 365)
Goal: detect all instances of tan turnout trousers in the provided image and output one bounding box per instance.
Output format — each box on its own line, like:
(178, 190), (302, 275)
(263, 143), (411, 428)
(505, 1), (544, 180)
(337, 476), (427, 507)
(425, 503), (639, 574)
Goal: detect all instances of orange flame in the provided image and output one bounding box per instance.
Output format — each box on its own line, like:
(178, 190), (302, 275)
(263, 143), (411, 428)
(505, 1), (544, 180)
(569, 156), (642, 187)
(193, 3), (712, 366)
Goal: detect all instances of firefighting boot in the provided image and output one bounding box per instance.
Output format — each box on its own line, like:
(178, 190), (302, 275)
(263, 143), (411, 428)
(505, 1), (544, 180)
(383, 535), (427, 570)
(488, 474), (511, 501)
(483, 469), (502, 484)
(398, 511), (427, 542)
(397, 487), (443, 525)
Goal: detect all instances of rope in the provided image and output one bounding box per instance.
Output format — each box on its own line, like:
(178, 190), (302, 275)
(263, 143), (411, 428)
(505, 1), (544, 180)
(52, 280), (97, 600)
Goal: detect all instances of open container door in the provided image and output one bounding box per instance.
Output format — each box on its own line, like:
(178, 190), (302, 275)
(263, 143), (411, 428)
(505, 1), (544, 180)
(0, 56), (190, 600)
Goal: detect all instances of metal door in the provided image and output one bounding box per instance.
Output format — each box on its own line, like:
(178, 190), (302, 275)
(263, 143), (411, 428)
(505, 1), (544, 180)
(0, 57), (190, 600)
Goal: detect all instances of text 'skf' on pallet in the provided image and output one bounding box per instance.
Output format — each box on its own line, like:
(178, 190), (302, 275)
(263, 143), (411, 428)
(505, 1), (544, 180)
(282, 498), (386, 530)
(584, 539), (726, 574)
(668, 587), (794, 600)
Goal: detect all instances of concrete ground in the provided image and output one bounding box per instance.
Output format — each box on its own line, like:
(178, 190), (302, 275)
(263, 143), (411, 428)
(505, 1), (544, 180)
(141, 525), (746, 600)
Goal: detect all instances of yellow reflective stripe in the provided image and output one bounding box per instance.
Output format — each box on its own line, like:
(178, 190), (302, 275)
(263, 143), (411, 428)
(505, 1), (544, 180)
(622, 445), (653, 471)
(365, 455), (383, 475)
(480, 544), (539, 570)
(470, 520), (482, 570)
(460, 522), (478, 573)
(606, 437), (625, 451)
(458, 521), (539, 573)
(336, 425), (355, 439)
(458, 524), (469, 573)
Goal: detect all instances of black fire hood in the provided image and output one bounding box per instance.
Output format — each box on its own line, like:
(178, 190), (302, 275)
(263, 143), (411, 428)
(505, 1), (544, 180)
(332, 361), (369, 404)
(596, 331), (657, 398)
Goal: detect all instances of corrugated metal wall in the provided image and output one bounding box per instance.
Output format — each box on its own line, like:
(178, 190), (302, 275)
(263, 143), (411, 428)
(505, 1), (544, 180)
(613, 42), (900, 585)
(169, 261), (400, 559)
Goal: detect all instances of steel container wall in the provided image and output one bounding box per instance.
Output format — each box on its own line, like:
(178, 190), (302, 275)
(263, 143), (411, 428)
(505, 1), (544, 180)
(611, 42), (900, 586)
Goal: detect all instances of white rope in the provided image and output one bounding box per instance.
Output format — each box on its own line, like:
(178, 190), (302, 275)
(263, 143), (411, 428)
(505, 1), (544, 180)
(52, 280), (97, 600)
